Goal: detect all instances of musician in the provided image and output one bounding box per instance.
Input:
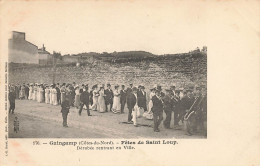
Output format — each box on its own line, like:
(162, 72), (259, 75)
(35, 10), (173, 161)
(163, 89), (174, 129)
(192, 87), (204, 133)
(181, 89), (195, 135)
(172, 90), (181, 129)
(151, 89), (164, 132)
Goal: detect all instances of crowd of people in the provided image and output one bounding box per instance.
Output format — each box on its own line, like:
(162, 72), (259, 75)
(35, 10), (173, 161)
(9, 82), (207, 136)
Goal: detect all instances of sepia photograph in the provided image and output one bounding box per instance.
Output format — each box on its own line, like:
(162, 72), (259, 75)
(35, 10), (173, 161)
(1, 0), (259, 166)
(8, 30), (207, 139)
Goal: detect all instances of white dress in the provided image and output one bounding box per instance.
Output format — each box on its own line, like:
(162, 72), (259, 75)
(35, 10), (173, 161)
(97, 90), (106, 113)
(49, 89), (53, 105)
(143, 91), (154, 120)
(52, 88), (58, 105)
(91, 89), (99, 111)
(37, 87), (41, 103)
(112, 89), (121, 113)
(45, 88), (50, 104)
(28, 86), (32, 100)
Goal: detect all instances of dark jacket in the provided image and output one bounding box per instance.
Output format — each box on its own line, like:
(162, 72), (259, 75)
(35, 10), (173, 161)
(61, 100), (70, 113)
(120, 89), (127, 102)
(104, 89), (113, 104)
(126, 93), (137, 110)
(151, 95), (163, 113)
(56, 87), (61, 97)
(181, 95), (195, 111)
(80, 91), (90, 104)
(9, 91), (16, 103)
(137, 90), (147, 108)
(163, 94), (173, 113)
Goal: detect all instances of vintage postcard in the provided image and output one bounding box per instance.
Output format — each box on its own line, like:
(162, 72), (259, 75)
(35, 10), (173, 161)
(0, 0), (259, 166)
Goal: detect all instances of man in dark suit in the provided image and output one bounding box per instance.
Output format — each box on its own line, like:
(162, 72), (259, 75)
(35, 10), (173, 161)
(25, 84), (29, 100)
(61, 96), (70, 127)
(137, 86), (147, 112)
(172, 90), (181, 129)
(181, 89), (195, 135)
(126, 83), (133, 96)
(79, 86), (91, 116)
(9, 86), (16, 114)
(56, 84), (61, 105)
(163, 89), (174, 129)
(104, 83), (113, 112)
(151, 90), (164, 132)
(120, 85), (127, 113)
(126, 87), (138, 124)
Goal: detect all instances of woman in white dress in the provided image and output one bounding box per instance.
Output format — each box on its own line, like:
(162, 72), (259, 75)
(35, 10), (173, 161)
(143, 88), (155, 120)
(39, 85), (44, 103)
(32, 85), (36, 101)
(49, 86), (53, 105)
(97, 87), (106, 113)
(74, 86), (80, 108)
(91, 85), (99, 111)
(52, 86), (58, 105)
(28, 84), (33, 100)
(45, 86), (50, 104)
(37, 86), (41, 103)
(112, 85), (121, 114)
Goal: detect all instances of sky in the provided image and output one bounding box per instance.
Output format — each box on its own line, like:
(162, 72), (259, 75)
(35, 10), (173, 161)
(0, 0), (259, 55)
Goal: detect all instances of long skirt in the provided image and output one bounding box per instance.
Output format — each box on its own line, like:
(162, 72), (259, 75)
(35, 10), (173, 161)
(91, 96), (98, 111)
(35, 91), (38, 101)
(29, 91), (32, 100)
(49, 93), (53, 105)
(52, 94), (58, 105)
(74, 94), (80, 108)
(37, 91), (41, 103)
(97, 96), (106, 113)
(45, 93), (50, 104)
(112, 96), (121, 113)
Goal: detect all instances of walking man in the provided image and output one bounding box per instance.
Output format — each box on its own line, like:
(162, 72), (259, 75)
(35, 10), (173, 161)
(61, 96), (70, 127)
(151, 89), (164, 132)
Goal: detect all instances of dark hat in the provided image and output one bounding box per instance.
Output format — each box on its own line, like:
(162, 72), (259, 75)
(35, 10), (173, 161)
(140, 86), (145, 89)
(92, 84), (98, 89)
(115, 84), (119, 88)
(107, 83), (111, 87)
(121, 85), (125, 88)
(132, 87), (138, 92)
(170, 85), (176, 89)
(138, 85), (142, 88)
